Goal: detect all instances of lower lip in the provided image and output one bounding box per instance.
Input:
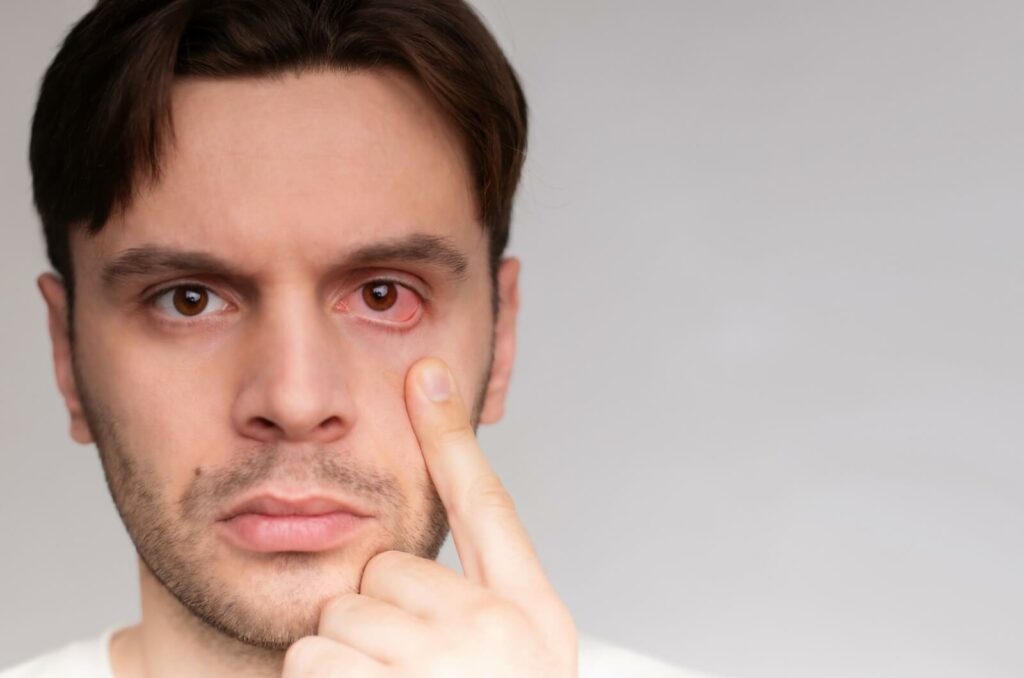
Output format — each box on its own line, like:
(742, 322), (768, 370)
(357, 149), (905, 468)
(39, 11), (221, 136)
(218, 512), (370, 553)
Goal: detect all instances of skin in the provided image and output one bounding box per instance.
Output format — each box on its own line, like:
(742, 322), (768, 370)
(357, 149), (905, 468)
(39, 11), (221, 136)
(37, 68), (575, 677)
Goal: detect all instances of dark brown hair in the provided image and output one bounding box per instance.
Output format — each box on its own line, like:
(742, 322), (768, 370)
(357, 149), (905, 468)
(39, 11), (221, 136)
(30, 0), (528, 322)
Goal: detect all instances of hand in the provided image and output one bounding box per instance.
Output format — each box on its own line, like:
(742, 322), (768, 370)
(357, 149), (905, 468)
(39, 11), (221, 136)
(282, 356), (578, 677)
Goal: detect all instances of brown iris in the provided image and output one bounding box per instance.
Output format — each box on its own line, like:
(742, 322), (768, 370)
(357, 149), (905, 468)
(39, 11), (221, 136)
(363, 282), (398, 312)
(172, 287), (209, 317)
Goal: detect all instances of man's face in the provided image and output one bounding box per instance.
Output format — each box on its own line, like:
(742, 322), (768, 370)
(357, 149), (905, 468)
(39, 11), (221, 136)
(40, 69), (518, 650)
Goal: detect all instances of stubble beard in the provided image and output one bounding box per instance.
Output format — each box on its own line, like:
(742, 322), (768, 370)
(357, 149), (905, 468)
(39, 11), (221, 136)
(71, 343), (493, 653)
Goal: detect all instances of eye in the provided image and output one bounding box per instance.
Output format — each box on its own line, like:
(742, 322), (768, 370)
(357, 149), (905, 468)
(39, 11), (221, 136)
(340, 280), (423, 326)
(151, 284), (231, 321)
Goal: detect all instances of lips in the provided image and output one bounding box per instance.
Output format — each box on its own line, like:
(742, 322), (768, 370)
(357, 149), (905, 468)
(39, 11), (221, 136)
(218, 493), (371, 521)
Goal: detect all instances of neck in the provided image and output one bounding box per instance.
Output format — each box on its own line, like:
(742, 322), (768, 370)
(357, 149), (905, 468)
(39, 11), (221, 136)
(110, 558), (286, 678)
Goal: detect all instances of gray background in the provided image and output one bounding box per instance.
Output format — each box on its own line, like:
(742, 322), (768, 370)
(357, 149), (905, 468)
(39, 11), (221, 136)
(2, 1), (1022, 677)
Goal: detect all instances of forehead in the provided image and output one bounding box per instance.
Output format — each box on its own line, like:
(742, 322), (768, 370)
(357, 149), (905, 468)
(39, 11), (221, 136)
(78, 67), (482, 271)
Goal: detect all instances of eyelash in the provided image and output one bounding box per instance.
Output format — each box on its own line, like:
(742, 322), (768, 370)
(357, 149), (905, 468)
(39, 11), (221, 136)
(145, 278), (425, 332)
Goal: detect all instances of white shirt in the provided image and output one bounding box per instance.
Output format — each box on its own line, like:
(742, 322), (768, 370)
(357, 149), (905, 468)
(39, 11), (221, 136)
(0, 625), (715, 678)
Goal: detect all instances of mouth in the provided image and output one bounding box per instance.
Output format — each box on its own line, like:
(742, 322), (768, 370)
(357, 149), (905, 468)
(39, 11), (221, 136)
(216, 491), (373, 553)
(218, 493), (372, 521)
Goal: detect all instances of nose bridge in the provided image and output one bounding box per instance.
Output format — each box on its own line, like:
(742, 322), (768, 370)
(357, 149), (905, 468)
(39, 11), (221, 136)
(233, 285), (352, 443)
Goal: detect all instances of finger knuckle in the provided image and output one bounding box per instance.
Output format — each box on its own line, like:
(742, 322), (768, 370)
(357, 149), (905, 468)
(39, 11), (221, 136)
(470, 600), (524, 646)
(541, 599), (577, 635)
(321, 592), (360, 621)
(468, 475), (517, 513)
(531, 597), (577, 661)
(282, 636), (329, 677)
(367, 548), (407, 572)
(368, 548), (407, 569)
(360, 549), (409, 589)
(437, 424), (476, 450)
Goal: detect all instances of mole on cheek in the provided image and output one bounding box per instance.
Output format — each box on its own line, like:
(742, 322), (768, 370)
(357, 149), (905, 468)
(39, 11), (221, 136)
(194, 467), (202, 477)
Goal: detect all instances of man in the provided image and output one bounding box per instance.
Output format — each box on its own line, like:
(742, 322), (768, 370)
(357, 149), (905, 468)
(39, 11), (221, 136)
(3, 1), (704, 676)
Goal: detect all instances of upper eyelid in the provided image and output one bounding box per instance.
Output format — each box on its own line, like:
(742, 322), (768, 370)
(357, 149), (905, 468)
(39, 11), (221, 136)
(149, 282), (228, 302)
(146, 272), (426, 301)
(354, 272), (431, 303)
(147, 282), (231, 308)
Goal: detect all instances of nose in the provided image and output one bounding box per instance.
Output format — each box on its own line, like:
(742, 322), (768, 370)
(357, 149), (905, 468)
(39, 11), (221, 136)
(231, 293), (355, 445)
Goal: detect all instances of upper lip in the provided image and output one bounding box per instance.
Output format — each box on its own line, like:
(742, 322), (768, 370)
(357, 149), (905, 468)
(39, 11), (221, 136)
(218, 492), (371, 521)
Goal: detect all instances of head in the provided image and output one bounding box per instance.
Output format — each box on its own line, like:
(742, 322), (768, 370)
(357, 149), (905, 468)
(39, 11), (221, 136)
(31, 0), (526, 652)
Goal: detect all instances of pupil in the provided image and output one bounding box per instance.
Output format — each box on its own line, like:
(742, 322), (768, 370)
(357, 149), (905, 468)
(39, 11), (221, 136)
(364, 282), (397, 311)
(173, 287), (208, 316)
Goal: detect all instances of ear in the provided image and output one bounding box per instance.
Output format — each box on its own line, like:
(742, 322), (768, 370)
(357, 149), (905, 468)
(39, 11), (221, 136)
(477, 257), (520, 425)
(37, 273), (94, 445)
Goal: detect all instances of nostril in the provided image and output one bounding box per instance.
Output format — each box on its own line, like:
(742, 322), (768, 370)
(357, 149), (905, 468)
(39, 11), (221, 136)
(240, 411), (351, 444)
(317, 416), (345, 434)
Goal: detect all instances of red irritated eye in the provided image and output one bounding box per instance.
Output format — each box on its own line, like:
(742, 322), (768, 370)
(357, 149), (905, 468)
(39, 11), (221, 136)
(339, 280), (422, 326)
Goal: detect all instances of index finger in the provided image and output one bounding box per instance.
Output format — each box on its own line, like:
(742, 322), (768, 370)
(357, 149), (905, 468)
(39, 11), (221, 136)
(405, 356), (552, 598)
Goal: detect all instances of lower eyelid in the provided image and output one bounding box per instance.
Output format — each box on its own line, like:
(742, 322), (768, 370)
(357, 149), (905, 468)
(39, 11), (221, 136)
(357, 306), (424, 333)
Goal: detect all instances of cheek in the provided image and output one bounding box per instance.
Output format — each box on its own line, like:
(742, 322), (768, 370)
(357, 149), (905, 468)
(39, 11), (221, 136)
(338, 316), (486, 483)
(83, 322), (227, 484)
(340, 333), (426, 463)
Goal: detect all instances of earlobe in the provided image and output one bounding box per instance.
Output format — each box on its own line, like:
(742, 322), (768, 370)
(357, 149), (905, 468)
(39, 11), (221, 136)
(478, 257), (520, 425)
(37, 273), (94, 445)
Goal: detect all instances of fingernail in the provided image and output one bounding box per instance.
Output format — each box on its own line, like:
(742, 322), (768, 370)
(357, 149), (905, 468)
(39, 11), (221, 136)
(420, 362), (451, 403)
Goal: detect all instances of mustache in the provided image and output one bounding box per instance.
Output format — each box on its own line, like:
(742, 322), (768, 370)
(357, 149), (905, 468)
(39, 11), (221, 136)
(179, 445), (405, 522)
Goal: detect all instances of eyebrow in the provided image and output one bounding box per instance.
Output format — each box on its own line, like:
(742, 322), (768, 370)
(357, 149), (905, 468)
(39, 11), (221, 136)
(100, 232), (471, 290)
